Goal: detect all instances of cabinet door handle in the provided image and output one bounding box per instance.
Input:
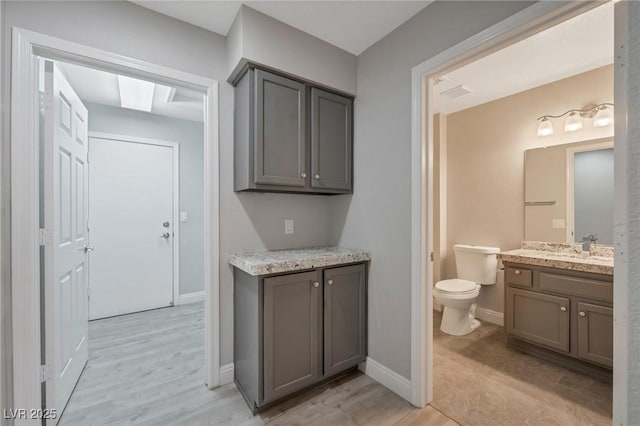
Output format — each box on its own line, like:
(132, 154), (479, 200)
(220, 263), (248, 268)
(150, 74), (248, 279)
(560, 306), (567, 312)
(579, 311), (586, 317)
(312, 282), (319, 288)
(327, 279), (333, 285)
(314, 174), (320, 180)
(301, 173), (307, 178)
(514, 270), (521, 275)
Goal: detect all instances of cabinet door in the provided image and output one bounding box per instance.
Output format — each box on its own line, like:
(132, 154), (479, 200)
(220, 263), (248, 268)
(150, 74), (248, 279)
(310, 88), (352, 191)
(255, 69), (307, 187)
(506, 288), (570, 353)
(263, 271), (321, 403)
(323, 264), (366, 376)
(577, 302), (613, 368)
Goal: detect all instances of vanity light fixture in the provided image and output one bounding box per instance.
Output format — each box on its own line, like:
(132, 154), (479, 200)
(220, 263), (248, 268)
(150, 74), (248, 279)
(536, 103), (614, 137)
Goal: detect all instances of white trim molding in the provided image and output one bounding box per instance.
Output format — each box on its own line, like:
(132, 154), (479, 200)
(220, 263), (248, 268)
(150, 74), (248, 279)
(475, 307), (504, 327)
(178, 291), (205, 305)
(410, 0), (607, 410)
(10, 28), (221, 417)
(219, 363), (235, 386)
(359, 357), (411, 402)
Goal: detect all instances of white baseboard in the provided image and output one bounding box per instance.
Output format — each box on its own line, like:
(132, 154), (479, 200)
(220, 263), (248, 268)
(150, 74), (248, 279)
(476, 307), (504, 326)
(178, 291), (205, 305)
(359, 357), (411, 401)
(220, 363), (234, 385)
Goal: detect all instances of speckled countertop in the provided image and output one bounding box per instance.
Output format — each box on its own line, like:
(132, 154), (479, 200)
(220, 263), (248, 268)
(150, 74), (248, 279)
(229, 246), (371, 276)
(498, 241), (613, 276)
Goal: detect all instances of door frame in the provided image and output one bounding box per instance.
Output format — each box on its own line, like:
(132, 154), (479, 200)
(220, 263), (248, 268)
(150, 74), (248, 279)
(10, 27), (221, 416)
(565, 139), (614, 244)
(88, 132), (182, 310)
(409, 0), (621, 412)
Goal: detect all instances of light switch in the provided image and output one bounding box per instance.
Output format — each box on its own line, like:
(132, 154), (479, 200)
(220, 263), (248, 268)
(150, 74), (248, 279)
(180, 211), (189, 223)
(552, 219), (565, 229)
(285, 219), (294, 235)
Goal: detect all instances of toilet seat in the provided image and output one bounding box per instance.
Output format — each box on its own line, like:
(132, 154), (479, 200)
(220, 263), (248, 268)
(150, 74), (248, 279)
(435, 279), (477, 294)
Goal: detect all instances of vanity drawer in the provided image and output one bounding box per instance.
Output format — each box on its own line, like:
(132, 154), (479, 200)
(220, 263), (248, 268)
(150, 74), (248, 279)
(538, 272), (612, 303)
(506, 267), (532, 287)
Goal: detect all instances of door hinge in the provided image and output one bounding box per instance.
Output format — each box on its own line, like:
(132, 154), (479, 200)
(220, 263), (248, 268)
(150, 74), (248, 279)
(40, 364), (53, 382)
(39, 228), (52, 246)
(39, 91), (51, 110)
(430, 252), (434, 262)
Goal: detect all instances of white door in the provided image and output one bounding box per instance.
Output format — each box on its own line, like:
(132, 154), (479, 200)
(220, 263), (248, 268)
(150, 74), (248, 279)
(89, 136), (175, 320)
(43, 61), (89, 424)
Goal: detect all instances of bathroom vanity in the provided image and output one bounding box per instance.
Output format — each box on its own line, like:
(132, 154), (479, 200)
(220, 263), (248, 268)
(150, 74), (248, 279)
(500, 246), (613, 379)
(229, 247), (370, 413)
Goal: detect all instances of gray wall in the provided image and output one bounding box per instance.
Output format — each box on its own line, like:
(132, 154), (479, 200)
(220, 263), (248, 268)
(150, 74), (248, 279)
(618, 2), (640, 423)
(333, 1), (534, 379)
(1, 0), (346, 385)
(85, 102), (205, 295)
(227, 5), (357, 95)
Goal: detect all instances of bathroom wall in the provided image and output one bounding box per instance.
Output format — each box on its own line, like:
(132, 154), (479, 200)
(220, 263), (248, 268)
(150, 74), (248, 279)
(444, 64), (613, 315)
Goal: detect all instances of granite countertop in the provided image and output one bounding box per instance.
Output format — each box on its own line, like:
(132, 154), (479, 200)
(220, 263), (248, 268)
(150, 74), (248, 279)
(498, 241), (613, 276)
(229, 246), (371, 276)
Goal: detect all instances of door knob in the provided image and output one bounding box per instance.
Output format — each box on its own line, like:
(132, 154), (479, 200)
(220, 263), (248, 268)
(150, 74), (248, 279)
(163, 222), (170, 228)
(560, 306), (567, 312)
(77, 245), (94, 253)
(161, 233), (171, 239)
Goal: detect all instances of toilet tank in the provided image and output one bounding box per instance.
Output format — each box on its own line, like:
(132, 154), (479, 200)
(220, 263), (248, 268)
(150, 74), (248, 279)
(453, 244), (500, 285)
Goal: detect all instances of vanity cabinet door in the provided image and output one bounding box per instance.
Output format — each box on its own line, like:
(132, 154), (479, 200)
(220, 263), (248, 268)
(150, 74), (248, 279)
(263, 270), (322, 403)
(323, 263), (366, 377)
(506, 288), (570, 353)
(577, 302), (613, 368)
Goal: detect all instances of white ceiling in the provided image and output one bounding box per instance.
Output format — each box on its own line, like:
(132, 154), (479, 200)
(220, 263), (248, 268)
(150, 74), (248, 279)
(130, 1), (431, 55)
(433, 2), (614, 115)
(58, 62), (204, 122)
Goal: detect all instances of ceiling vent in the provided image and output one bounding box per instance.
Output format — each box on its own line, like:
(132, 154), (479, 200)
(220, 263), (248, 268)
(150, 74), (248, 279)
(440, 84), (473, 99)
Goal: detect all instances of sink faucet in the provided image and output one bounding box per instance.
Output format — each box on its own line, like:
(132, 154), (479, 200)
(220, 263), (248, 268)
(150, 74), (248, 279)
(582, 234), (598, 255)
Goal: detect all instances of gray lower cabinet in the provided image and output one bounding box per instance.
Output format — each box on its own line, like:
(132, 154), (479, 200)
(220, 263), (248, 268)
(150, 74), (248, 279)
(576, 301), (613, 368)
(233, 65), (354, 195)
(263, 271), (322, 403)
(234, 262), (367, 413)
(504, 262), (613, 372)
(323, 264), (366, 376)
(506, 287), (570, 353)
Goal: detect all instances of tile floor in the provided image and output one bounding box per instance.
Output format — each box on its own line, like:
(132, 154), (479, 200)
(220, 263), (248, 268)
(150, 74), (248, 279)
(431, 310), (613, 426)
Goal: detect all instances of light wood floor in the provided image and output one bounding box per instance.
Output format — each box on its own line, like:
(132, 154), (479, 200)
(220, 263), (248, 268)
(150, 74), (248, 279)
(60, 302), (456, 426)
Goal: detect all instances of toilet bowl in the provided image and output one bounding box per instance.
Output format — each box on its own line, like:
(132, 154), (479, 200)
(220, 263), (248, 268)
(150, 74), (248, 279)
(434, 279), (481, 335)
(434, 244), (499, 336)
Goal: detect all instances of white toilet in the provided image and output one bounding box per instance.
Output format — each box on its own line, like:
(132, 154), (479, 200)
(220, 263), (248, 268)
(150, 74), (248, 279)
(434, 244), (500, 336)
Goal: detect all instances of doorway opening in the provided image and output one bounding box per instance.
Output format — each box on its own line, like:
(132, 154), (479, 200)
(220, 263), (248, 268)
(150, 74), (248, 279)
(10, 28), (220, 422)
(39, 57), (207, 424)
(410, 1), (626, 424)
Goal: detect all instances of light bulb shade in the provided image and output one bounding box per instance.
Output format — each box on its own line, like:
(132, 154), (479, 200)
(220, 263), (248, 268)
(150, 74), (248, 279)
(537, 117), (553, 136)
(564, 112), (582, 132)
(593, 106), (613, 127)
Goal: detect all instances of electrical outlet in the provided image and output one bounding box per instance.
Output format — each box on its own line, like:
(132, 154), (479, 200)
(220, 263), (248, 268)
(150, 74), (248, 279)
(552, 219), (565, 229)
(285, 219), (294, 235)
(180, 211), (189, 223)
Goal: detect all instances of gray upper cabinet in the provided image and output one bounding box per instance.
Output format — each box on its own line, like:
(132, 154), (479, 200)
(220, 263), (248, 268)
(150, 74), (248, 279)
(263, 270), (322, 403)
(255, 69), (307, 187)
(323, 264), (366, 377)
(233, 65), (354, 194)
(311, 88), (353, 191)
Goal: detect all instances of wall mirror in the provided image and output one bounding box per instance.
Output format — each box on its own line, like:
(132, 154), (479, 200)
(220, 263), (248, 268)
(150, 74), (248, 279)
(524, 138), (614, 245)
